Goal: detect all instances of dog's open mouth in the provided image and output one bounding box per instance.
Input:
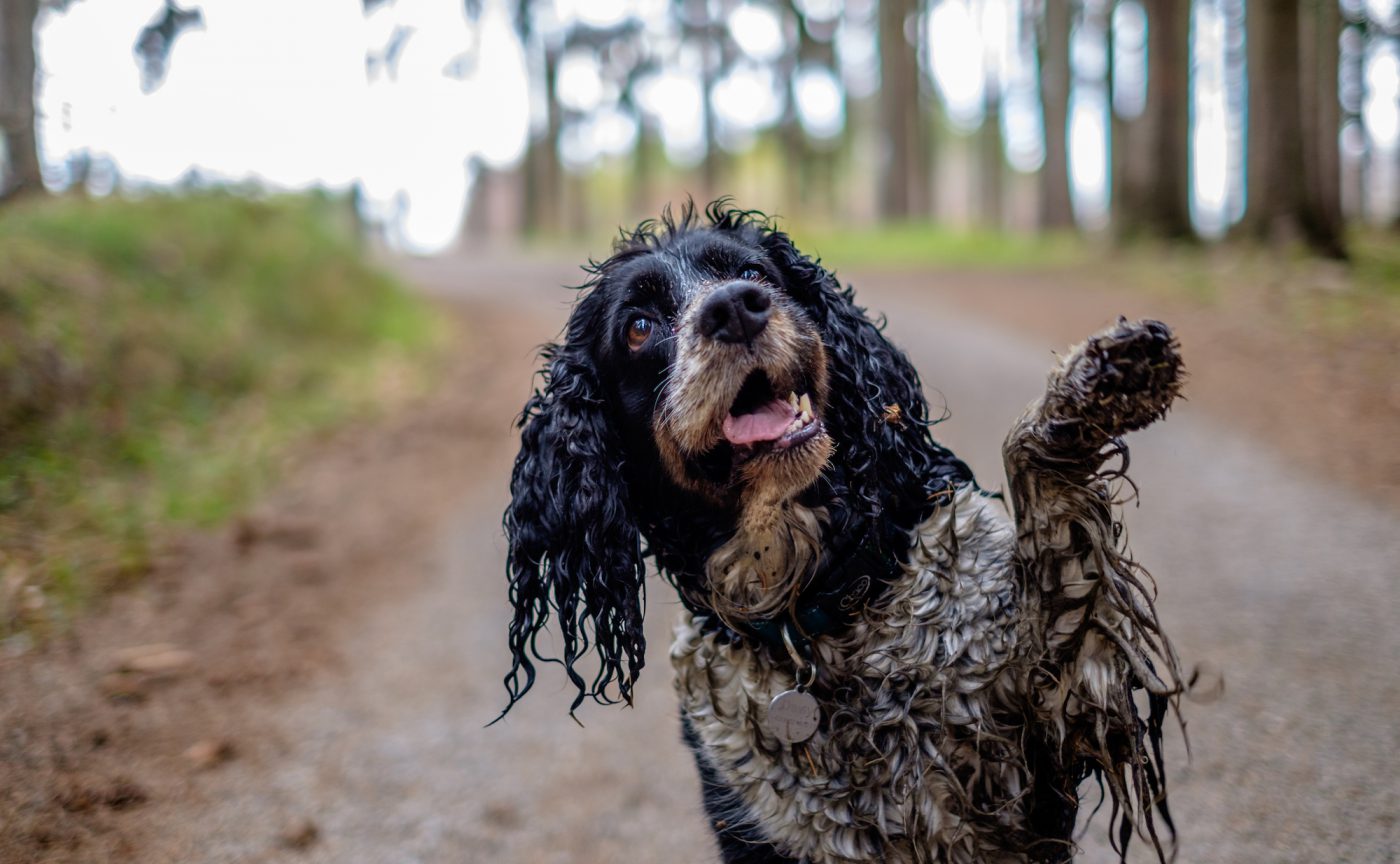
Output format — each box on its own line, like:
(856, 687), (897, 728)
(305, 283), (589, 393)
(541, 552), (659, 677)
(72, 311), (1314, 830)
(721, 370), (821, 463)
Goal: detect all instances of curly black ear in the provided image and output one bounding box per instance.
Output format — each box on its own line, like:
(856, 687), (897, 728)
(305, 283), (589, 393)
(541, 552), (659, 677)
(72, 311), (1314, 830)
(499, 325), (646, 718)
(759, 227), (972, 539)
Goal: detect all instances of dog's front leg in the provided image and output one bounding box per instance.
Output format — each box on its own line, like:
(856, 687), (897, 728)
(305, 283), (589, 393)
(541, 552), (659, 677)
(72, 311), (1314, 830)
(1002, 318), (1186, 857)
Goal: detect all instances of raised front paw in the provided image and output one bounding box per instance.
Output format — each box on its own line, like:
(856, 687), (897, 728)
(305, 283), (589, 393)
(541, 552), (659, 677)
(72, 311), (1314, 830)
(1039, 318), (1183, 454)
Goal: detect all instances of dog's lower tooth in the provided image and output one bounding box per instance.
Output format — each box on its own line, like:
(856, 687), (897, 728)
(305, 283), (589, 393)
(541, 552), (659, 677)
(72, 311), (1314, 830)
(799, 393), (812, 416)
(788, 392), (799, 410)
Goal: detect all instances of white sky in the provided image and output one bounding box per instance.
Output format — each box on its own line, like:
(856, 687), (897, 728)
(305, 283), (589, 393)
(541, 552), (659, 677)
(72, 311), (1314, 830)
(37, 0), (531, 253)
(33, 0), (1399, 252)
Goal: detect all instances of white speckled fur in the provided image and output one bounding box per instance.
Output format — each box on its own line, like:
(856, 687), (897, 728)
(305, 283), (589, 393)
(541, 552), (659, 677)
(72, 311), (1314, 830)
(673, 485), (1040, 863)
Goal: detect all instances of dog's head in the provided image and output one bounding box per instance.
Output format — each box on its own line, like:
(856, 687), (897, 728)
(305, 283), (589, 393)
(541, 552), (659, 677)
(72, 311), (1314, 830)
(596, 209), (837, 507)
(501, 201), (968, 714)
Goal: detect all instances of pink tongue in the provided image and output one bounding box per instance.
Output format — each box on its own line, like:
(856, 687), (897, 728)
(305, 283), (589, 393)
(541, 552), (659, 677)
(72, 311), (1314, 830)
(723, 399), (797, 446)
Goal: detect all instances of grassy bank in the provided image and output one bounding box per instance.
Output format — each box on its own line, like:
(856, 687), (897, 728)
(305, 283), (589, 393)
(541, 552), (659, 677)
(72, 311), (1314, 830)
(786, 223), (1400, 337)
(0, 193), (440, 637)
(786, 223), (1089, 272)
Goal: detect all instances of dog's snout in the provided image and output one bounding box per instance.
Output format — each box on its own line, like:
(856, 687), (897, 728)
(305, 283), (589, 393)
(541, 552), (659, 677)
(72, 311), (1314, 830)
(698, 282), (772, 344)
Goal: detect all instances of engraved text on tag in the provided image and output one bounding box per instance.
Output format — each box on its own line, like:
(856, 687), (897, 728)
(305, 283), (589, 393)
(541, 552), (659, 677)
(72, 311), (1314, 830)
(766, 689), (820, 744)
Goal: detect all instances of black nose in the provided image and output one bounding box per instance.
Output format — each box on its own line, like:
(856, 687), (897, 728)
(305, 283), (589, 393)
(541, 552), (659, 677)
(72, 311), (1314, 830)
(697, 282), (772, 344)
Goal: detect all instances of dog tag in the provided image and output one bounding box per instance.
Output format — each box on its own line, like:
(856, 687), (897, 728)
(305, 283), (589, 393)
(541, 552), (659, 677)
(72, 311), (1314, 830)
(766, 689), (820, 744)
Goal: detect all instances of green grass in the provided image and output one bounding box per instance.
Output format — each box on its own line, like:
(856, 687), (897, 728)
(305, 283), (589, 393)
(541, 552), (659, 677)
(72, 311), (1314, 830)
(787, 221), (1400, 334)
(783, 222), (1089, 272)
(1350, 230), (1400, 296)
(1098, 228), (1400, 336)
(0, 192), (441, 636)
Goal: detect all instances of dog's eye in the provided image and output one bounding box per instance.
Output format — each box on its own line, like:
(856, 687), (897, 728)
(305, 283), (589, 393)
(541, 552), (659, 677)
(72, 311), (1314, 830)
(739, 267), (762, 283)
(626, 316), (654, 351)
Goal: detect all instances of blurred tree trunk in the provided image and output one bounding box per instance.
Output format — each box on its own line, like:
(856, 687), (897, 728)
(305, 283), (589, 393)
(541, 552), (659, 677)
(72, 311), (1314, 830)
(1239, 0), (1270, 238)
(781, 115), (804, 213)
(1143, 0), (1192, 238)
(523, 48), (561, 236)
(677, 0), (728, 201)
(563, 170), (587, 237)
(521, 137), (559, 239)
(1038, 0), (1074, 229)
(1338, 15), (1365, 222)
(878, 0), (929, 219)
(979, 96), (1004, 228)
(1113, 3), (1149, 238)
(1223, 0), (1248, 223)
(1116, 0), (1192, 240)
(914, 8), (935, 218)
(631, 122), (656, 221)
(0, 0), (42, 200)
(785, 3), (841, 214)
(516, 0), (560, 239)
(780, 2), (804, 213)
(1299, 0), (1347, 257)
(1239, 0), (1304, 243)
(701, 9), (730, 202)
(702, 57), (722, 200)
(1238, 0), (1346, 257)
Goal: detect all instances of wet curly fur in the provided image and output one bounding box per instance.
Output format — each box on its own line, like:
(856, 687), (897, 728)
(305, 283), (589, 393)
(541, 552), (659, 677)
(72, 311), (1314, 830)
(499, 201), (1186, 863)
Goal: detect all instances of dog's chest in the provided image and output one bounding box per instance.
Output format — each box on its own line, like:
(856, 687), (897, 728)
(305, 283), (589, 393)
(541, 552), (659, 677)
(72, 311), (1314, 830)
(671, 488), (1031, 863)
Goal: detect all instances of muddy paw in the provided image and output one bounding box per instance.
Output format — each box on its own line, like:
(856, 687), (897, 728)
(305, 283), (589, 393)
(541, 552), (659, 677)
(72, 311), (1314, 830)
(1041, 318), (1183, 451)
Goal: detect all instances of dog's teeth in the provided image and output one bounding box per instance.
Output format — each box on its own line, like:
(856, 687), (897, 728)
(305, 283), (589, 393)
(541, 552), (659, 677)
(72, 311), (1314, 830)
(798, 393), (812, 416)
(788, 392), (799, 411)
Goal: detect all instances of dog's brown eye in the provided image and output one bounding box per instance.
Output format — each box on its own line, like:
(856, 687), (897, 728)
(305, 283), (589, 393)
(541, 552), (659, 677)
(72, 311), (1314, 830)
(626, 317), (653, 351)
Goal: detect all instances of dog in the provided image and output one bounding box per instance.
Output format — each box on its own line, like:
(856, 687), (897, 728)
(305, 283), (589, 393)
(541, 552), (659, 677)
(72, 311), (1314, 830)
(499, 202), (1186, 863)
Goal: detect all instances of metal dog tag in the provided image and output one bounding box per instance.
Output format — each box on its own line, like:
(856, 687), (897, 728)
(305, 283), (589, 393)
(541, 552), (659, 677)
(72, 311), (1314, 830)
(766, 689), (820, 744)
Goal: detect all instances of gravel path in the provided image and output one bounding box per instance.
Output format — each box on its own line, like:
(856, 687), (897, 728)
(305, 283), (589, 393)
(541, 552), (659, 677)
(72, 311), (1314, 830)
(4, 252), (1396, 864)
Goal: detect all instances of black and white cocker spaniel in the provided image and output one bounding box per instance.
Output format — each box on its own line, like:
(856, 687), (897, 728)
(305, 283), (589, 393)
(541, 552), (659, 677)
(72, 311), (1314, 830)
(500, 202), (1187, 864)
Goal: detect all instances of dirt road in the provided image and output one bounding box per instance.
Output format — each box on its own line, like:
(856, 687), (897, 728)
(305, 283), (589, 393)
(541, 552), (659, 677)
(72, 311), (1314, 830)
(2, 252), (1396, 864)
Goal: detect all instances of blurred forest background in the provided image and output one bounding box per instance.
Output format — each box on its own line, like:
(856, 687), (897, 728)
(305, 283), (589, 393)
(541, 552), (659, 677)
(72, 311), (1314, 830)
(1, 0), (1398, 259)
(4, 5), (1400, 861)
